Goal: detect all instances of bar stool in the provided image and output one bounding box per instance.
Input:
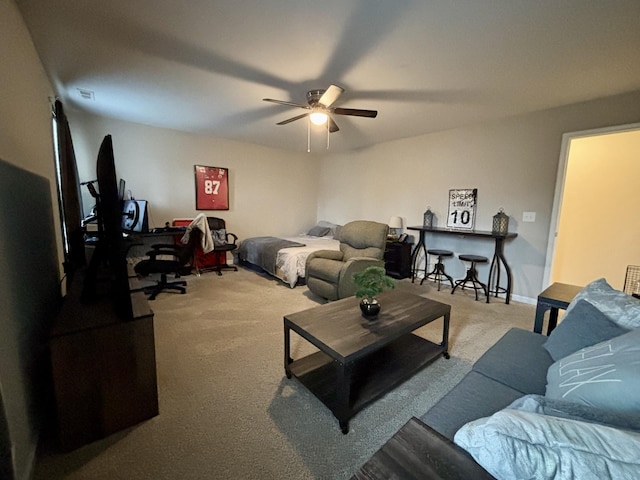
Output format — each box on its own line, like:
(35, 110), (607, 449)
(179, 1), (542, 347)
(421, 249), (454, 291)
(451, 254), (488, 301)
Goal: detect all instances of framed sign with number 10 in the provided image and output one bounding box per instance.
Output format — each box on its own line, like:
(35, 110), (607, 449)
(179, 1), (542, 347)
(195, 165), (229, 210)
(447, 188), (477, 230)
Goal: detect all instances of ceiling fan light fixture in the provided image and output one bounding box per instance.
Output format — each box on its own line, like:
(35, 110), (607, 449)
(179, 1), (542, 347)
(309, 110), (328, 125)
(264, 85), (377, 150)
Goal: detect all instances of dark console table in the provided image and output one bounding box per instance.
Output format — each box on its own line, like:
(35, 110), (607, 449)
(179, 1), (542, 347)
(407, 226), (517, 304)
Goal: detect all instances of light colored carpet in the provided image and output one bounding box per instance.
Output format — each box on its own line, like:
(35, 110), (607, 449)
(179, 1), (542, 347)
(35, 267), (535, 479)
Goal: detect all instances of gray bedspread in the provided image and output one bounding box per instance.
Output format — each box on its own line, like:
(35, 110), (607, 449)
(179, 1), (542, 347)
(238, 236), (305, 276)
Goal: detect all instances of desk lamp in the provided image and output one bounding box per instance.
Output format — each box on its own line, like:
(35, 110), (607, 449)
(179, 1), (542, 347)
(388, 216), (403, 241)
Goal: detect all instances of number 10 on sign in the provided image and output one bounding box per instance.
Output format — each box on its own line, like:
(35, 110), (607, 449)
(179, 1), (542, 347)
(447, 188), (477, 230)
(195, 165), (229, 210)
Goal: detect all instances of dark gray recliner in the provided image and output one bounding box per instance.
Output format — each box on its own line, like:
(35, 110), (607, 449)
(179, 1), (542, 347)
(305, 220), (389, 301)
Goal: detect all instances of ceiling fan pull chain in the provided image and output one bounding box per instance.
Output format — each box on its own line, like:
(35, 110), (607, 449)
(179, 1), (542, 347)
(307, 118), (311, 153)
(326, 120), (330, 149)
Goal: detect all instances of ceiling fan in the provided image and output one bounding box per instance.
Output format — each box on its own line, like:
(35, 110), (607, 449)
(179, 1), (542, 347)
(263, 84), (377, 133)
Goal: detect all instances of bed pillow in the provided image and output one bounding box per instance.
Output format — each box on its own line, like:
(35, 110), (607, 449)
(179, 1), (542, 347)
(316, 220), (340, 236)
(543, 299), (629, 361)
(564, 277), (640, 329)
(546, 327), (640, 415)
(307, 225), (331, 237)
(454, 409), (640, 480)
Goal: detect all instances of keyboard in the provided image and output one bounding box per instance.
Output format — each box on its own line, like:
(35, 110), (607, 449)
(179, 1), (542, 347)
(151, 226), (186, 233)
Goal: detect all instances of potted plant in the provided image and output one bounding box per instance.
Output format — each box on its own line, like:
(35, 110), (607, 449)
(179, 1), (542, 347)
(353, 266), (396, 318)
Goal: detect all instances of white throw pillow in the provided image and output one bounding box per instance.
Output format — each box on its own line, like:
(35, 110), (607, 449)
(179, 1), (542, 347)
(454, 409), (640, 480)
(564, 277), (640, 329)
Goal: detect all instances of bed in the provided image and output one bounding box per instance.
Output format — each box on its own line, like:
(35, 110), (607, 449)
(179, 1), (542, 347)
(237, 222), (341, 288)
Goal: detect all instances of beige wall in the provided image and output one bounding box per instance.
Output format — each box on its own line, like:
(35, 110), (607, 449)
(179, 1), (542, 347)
(0, 0), (58, 249)
(0, 1), (57, 479)
(551, 129), (640, 289)
(317, 92), (640, 301)
(0, 3), (55, 178)
(66, 110), (320, 241)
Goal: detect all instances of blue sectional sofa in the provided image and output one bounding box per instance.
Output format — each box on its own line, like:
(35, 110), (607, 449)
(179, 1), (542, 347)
(421, 327), (552, 438)
(418, 278), (640, 479)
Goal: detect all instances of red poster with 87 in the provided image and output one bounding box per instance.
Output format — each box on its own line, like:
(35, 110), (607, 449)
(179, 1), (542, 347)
(195, 165), (229, 210)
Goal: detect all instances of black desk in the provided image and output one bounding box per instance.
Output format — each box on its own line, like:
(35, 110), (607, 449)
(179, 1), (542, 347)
(125, 229), (186, 259)
(407, 226), (517, 304)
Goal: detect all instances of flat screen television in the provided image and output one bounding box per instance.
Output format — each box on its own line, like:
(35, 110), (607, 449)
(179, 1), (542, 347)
(81, 135), (133, 319)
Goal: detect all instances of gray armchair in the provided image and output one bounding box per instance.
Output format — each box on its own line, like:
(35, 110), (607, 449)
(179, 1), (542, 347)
(305, 220), (389, 301)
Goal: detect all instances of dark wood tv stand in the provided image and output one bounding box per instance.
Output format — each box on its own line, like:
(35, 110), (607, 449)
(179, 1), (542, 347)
(49, 272), (158, 451)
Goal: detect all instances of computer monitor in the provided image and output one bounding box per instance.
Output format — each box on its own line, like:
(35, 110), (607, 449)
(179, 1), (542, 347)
(122, 200), (149, 232)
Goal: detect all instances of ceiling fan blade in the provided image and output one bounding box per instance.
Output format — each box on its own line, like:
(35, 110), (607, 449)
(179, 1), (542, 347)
(318, 85), (344, 108)
(263, 98), (310, 109)
(328, 116), (340, 133)
(333, 107), (378, 118)
(276, 113), (309, 125)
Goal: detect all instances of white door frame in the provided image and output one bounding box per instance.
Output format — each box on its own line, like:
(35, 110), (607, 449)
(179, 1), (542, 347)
(543, 122), (640, 287)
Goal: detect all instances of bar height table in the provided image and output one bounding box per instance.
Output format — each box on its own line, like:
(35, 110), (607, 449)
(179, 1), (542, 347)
(407, 226), (517, 304)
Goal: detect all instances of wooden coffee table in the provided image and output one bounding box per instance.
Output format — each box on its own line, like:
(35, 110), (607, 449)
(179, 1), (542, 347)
(284, 290), (451, 433)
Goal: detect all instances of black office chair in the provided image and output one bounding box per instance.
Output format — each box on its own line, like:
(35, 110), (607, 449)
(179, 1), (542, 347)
(202, 216), (238, 275)
(134, 232), (198, 300)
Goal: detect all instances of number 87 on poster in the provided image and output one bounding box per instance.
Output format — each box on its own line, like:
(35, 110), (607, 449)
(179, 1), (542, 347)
(195, 165), (229, 210)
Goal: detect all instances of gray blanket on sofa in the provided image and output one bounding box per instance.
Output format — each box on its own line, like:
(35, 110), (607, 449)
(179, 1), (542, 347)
(238, 236), (305, 276)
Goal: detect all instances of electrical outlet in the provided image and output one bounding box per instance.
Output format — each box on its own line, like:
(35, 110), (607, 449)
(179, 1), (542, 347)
(523, 211), (536, 222)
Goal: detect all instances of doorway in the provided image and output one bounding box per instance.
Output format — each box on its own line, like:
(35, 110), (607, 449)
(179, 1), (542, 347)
(544, 123), (640, 290)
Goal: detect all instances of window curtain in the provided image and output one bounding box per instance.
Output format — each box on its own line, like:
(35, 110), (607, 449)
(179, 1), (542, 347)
(53, 100), (85, 282)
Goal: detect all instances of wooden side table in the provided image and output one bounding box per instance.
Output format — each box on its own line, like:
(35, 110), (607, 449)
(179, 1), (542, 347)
(351, 417), (495, 479)
(533, 282), (582, 335)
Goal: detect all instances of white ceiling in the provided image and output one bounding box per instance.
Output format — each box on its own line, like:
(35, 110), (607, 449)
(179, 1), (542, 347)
(16, 0), (640, 153)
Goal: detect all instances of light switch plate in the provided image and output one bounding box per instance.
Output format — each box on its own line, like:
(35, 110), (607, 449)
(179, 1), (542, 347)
(523, 211), (536, 222)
